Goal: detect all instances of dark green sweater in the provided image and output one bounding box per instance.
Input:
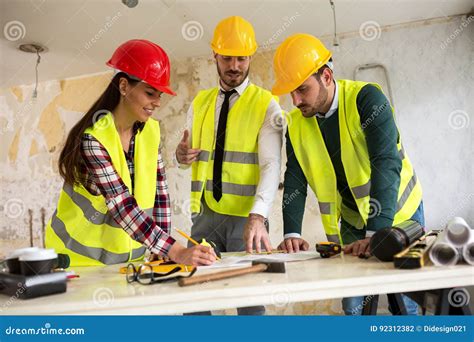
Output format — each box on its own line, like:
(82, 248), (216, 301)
(283, 84), (402, 241)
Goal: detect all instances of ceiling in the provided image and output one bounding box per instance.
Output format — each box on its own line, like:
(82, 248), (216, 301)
(1, 0), (472, 88)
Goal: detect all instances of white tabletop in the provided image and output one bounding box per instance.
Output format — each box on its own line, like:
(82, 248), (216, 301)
(2, 253), (473, 315)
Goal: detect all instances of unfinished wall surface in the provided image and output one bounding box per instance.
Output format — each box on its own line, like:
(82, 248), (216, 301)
(0, 16), (472, 314)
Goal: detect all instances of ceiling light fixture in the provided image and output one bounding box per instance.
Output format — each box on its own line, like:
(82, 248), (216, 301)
(18, 43), (47, 99)
(122, 0), (139, 8)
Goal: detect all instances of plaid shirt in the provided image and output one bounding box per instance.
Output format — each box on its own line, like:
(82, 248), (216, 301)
(80, 122), (175, 257)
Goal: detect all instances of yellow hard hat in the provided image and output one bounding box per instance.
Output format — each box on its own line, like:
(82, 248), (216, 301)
(272, 33), (332, 95)
(211, 16), (257, 56)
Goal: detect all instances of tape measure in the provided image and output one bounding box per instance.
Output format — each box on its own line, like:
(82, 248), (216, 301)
(316, 242), (342, 258)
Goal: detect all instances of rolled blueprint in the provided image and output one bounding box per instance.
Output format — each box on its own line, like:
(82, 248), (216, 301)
(462, 235), (474, 265)
(445, 217), (472, 247)
(429, 229), (460, 266)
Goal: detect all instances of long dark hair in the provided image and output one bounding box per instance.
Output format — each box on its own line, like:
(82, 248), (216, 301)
(58, 72), (138, 186)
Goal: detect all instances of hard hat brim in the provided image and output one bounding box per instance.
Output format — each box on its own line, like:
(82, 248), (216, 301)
(144, 79), (177, 96)
(153, 84), (176, 96)
(211, 45), (257, 57)
(271, 80), (295, 96)
(107, 64), (176, 96)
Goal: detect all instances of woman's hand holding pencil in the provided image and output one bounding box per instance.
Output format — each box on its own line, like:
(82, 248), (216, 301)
(167, 228), (218, 266)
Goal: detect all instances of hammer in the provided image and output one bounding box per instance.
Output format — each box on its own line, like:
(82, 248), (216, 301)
(178, 260), (286, 287)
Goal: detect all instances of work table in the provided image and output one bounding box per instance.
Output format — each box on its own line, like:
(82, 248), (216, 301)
(1, 252), (472, 315)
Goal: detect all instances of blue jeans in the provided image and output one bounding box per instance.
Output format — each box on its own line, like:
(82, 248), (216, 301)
(342, 294), (419, 315)
(409, 201), (425, 228)
(342, 201), (425, 315)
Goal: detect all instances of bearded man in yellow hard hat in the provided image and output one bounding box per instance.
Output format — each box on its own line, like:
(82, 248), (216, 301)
(176, 16), (283, 315)
(272, 33), (424, 315)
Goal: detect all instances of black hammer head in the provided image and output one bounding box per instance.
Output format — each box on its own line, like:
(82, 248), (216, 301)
(252, 259), (286, 273)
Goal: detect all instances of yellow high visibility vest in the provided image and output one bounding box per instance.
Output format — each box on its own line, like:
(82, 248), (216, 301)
(45, 113), (159, 266)
(287, 79), (422, 243)
(190, 84), (274, 217)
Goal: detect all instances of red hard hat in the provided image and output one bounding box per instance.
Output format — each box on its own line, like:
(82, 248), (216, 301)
(106, 39), (176, 96)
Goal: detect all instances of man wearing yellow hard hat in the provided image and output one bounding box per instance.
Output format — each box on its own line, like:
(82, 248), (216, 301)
(175, 16), (282, 315)
(272, 33), (424, 315)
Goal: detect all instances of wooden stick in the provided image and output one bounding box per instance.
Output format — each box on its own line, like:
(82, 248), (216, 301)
(178, 264), (268, 286)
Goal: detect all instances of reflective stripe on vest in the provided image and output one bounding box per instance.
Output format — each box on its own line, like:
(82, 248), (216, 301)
(197, 150), (259, 164)
(61, 183), (154, 228)
(50, 210), (146, 264)
(191, 180), (257, 196)
(288, 79), (422, 244)
(349, 146), (407, 199)
(190, 84), (276, 217)
(46, 113), (159, 266)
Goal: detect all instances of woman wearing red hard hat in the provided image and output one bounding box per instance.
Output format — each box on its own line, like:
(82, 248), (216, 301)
(45, 40), (216, 267)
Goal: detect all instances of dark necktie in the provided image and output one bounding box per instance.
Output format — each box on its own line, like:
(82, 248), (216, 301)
(213, 89), (236, 201)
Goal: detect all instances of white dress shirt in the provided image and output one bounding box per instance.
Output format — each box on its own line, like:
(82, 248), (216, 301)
(180, 77), (283, 218)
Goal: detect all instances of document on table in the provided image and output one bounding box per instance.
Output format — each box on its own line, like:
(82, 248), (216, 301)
(199, 250), (320, 269)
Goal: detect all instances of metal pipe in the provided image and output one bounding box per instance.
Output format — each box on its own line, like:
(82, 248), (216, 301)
(353, 63), (395, 110)
(28, 209), (34, 247)
(329, 0), (339, 47)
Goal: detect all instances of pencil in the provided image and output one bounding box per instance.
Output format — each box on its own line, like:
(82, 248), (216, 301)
(175, 228), (220, 260)
(175, 228), (199, 245)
